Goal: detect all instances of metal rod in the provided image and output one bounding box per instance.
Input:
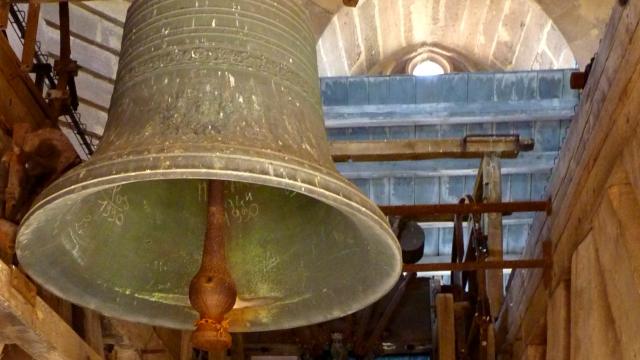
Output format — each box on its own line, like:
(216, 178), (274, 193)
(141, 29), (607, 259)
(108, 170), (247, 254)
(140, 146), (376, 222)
(380, 200), (551, 220)
(403, 259), (547, 272)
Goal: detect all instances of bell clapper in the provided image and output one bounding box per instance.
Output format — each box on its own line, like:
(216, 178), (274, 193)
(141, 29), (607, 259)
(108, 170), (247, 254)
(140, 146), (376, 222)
(189, 179), (237, 353)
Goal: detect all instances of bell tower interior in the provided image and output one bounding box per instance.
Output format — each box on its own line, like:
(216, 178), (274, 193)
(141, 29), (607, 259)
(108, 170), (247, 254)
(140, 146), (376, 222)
(0, 0), (635, 359)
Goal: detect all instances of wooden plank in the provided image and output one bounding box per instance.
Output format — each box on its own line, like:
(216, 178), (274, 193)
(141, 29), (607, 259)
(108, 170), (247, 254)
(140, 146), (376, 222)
(483, 154), (503, 319)
(0, 1), (8, 31)
(154, 327), (185, 360)
(546, 280), (570, 360)
(0, 35), (51, 128)
(0, 219), (16, 264)
(522, 345), (545, 360)
(486, 324), (496, 360)
(105, 318), (174, 360)
(330, 136), (532, 162)
(622, 132), (640, 205)
(592, 175), (640, 359)
(73, 307), (104, 357)
(0, 261), (101, 360)
(436, 293), (455, 360)
(520, 285), (546, 347)
(546, 0), (640, 290)
(38, 288), (72, 325)
(570, 236), (621, 360)
(404, 259), (546, 273)
(380, 201), (550, 220)
(500, 0), (640, 352)
(2, 344), (33, 359)
(20, 1), (40, 71)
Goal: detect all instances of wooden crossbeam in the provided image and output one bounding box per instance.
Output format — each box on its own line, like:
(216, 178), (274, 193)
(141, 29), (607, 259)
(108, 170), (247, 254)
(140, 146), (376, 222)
(0, 262), (101, 359)
(331, 136), (533, 162)
(404, 259), (547, 273)
(380, 200), (550, 221)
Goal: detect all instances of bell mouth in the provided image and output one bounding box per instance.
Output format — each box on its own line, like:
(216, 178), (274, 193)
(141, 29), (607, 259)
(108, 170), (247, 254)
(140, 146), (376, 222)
(16, 145), (402, 332)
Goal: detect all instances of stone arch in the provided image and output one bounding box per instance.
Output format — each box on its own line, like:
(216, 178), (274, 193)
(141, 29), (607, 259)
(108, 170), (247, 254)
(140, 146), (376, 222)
(316, 0), (578, 76)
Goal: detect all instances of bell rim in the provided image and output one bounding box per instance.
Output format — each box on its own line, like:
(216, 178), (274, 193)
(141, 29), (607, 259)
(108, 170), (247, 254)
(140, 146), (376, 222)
(17, 148), (403, 332)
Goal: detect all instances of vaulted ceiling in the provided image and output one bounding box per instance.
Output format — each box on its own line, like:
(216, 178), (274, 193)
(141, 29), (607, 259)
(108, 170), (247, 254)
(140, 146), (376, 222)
(5, 0), (613, 148)
(317, 0), (577, 76)
(312, 0), (613, 76)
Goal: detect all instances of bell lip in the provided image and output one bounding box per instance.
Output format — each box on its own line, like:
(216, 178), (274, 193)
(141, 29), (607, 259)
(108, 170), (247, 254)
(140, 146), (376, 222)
(17, 148), (403, 332)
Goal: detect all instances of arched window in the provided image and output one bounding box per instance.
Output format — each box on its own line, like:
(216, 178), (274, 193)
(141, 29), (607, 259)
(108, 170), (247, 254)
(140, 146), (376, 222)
(412, 60), (445, 76)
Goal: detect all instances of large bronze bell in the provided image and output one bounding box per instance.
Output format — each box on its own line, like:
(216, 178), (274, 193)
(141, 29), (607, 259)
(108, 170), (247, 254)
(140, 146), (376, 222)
(16, 0), (401, 336)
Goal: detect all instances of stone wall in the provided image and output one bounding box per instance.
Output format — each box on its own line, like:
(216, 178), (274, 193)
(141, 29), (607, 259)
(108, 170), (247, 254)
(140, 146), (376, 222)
(317, 0), (578, 76)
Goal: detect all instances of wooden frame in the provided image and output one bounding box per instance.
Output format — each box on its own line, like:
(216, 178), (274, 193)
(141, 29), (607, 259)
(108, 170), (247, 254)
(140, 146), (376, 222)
(0, 262), (101, 359)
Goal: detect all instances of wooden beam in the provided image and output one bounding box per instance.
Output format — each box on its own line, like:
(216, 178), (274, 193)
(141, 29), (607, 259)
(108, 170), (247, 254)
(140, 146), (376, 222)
(104, 318), (176, 360)
(379, 200), (549, 221)
(570, 236), (622, 359)
(499, 0), (640, 353)
(546, 280), (569, 360)
(436, 293), (455, 360)
(0, 262), (101, 359)
(154, 327), (187, 360)
(73, 307), (104, 357)
(330, 136), (533, 162)
(2, 344), (32, 359)
(0, 34), (52, 128)
(592, 174), (640, 359)
(20, 1), (40, 71)
(363, 272), (415, 355)
(0, 1), (8, 32)
(483, 154), (503, 320)
(404, 259), (546, 273)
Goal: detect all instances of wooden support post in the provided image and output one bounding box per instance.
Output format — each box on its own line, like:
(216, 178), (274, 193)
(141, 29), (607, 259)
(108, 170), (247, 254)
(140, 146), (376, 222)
(0, 1), (9, 32)
(49, 1), (74, 119)
(546, 280), (570, 360)
(105, 318), (177, 359)
(570, 236), (621, 360)
(230, 334), (245, 360)
(20, 1), (40, 72)
(154, 327), (187, 360)
(521, 345), (545, 360)
(483, 154), (503, 319)
(591, 174), (640, 359)
(0, 219), (16, 264)
(72, 307), (104, 357)
(486, 323), (496, 360)
(0, 261), (101, 359)
(436, 293), (456, 360)
(0, 35), (53, 129)
(363, 272), (416, 355)
(180, 331), (193, 360)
